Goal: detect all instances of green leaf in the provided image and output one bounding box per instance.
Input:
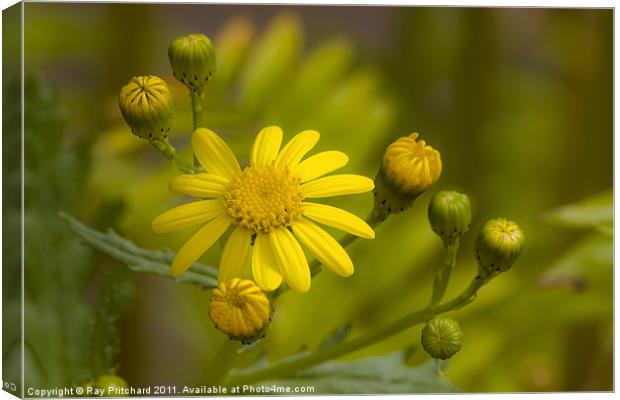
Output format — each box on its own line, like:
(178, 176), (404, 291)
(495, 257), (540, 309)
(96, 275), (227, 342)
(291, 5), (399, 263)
(538, 233), (612, 292)
(59, 212), (219, 289)
(542, 190), (612, 233)
(261, 353), (460, 394)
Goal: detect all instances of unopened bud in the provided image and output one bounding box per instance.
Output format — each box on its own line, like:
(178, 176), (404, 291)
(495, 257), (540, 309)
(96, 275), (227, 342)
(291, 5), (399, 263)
(374, 133), (442, 219)
(209, 278), (271, 344)
(421, 317), (463, 360)
(475, 218), (525, 277)
(118, 75), (174, 140)
(168, 33), (216, 92)
(428, 190), (471, 246)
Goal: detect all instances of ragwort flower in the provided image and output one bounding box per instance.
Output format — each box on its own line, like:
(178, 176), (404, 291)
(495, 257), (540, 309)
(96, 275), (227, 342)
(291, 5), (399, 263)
(153, 126), (375, 293)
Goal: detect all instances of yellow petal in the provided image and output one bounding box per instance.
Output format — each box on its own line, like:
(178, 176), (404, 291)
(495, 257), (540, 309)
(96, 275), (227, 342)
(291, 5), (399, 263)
(301, 202), (375, 239)
(170, 214), (231, 277)
(269, 227), (311, 293)
(251, 126), (283, 167)
(301, 174), (374, 198)
(292, 151), (349, 182)
(152, 200), (226, 233)
(275, 130), (320, 170)
(192, 128), (241, 179)
(292, 218), (353, 277)
(169, 173), (229, 198)
(219, 226), (252, 282)
(251, 233), (283, 291)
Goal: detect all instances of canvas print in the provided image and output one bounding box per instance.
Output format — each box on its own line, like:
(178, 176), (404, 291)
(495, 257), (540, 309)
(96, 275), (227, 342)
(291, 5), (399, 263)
(2, 3), (613, 397)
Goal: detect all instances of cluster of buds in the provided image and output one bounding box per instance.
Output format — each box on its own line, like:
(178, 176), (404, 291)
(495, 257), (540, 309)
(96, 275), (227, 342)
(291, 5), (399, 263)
(369, 133), (524, 361)
(117, 33), (216, 140)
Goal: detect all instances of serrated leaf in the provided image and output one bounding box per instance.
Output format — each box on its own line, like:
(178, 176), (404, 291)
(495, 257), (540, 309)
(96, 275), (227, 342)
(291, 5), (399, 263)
(260, 353), (460, 394)
(60, 212), (219, 289)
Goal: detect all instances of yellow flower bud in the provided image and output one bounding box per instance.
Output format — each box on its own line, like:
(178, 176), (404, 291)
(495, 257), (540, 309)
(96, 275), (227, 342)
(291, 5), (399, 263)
(374, 133), (442, 218)
(421, 317), (463, 360)
(475, 218), (525, 277)
(209, 278), (271, 344)
(168, 33), (216, 91)
(118, 75), (174, 139)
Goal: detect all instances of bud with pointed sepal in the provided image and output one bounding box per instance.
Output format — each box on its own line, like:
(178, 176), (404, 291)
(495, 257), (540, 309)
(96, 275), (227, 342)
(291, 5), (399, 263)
(169, 33), (216, 92)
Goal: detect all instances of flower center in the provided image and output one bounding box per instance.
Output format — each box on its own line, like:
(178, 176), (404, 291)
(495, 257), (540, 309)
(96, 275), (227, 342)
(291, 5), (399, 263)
(224, 166), (304, 233)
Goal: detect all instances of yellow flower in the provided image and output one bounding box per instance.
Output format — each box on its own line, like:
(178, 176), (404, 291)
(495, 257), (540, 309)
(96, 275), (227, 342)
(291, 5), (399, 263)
(374, 133), (441, 217)
(153, 126), (375, 292)
(209, 278), (270, 341)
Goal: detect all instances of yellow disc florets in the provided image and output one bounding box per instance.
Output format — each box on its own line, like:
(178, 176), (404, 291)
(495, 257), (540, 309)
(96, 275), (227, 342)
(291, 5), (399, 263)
(224, 166), (304, 233)
(383, 133), (442, 193)
(209, 278), (271, 341)
(118, 75), (174, 139)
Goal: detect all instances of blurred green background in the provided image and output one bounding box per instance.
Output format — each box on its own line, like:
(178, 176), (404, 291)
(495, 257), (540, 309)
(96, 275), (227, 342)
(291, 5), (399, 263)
(5, 4), (612, 393)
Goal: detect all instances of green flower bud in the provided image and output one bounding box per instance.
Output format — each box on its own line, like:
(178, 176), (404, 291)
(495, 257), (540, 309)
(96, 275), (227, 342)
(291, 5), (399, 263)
(475, 218), (525, 276)
(168, 33), (216, 91)
(421, 317), (463, 360)
(118, 75), (174, 139)
(428, 190), (471, 246)
(95, 374), (128, 397)
(374, 133), (442, 219)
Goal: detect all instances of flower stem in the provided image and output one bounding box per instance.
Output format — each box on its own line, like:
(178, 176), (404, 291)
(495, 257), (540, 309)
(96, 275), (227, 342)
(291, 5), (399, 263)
(226, 276), (485, 385)
(149, 138), (197, 174)
(191, 89), (203, 167)
(430, 239), (459, 306)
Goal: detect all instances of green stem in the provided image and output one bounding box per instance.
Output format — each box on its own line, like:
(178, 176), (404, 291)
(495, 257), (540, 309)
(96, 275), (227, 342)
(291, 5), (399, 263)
(191, 89), (203, 167)
(430, 239), (459, 306)
(149, 138), (197, 174)
(226, 276), (485, 385)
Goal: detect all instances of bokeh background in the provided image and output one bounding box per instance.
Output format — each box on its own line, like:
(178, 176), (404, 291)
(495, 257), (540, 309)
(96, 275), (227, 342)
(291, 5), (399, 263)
(4, 4), (612, 393)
